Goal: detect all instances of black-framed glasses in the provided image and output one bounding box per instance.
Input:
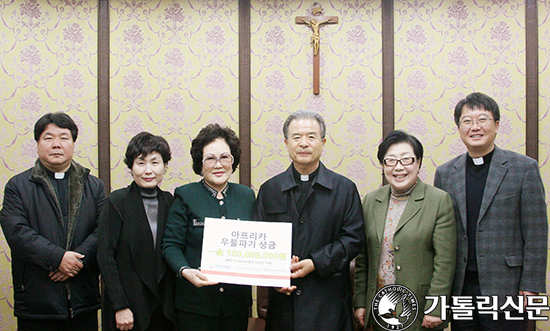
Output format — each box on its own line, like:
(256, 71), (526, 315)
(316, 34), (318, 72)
(383, 157), (416, 167)
(202, 153), (234, 167)
(459, 116), (494, 128)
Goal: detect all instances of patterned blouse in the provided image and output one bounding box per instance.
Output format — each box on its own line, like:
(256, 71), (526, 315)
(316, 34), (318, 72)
(376, 182), (417, 290)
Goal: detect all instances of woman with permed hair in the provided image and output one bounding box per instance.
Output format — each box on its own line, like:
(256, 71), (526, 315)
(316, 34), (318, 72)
(162, 123), (255, 331)
(98, 132), (177, 331)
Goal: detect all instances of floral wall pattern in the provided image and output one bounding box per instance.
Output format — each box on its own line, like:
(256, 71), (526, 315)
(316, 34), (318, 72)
(539, 0), (550, 327)
(0, 0), (549, 329)
(0, 0), (99, 329)
(394, 0), (527, 184)
(109, 0), (240, 193)
(250, 0), (384, 196)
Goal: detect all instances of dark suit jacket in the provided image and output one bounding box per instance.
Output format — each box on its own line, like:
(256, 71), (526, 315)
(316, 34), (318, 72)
(253, 162), (365, 331)
(434, 146), (548, 305)
(353, 181), (456, 330)
(98, 182), (176, 331)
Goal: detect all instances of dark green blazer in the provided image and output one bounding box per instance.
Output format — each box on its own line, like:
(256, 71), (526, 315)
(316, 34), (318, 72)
(353, 180), (456, 330)
(162, 182), (255, 316)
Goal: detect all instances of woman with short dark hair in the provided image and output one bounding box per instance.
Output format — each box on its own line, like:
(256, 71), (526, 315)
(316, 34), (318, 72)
(353, 130), (456, 330)
(98, 132), (176, 331)
(162, 123), (254, 331)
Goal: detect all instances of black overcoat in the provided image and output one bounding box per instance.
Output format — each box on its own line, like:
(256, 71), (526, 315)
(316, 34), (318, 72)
(253, 162), (365, 331)
(98, 182), (176, 330)
(0, 160), (105, 319)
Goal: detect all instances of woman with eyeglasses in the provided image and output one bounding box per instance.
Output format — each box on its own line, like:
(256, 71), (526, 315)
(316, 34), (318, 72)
(162, 124), (254, 331)
(353, 130), (457, 330)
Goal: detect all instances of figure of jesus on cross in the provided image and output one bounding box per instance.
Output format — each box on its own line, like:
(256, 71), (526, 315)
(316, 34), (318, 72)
(296, 3), (338, 94)
(302, 18), (332, 56)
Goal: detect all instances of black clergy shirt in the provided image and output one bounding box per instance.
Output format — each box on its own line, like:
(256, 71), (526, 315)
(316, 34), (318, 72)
(465, 149), (494, 273)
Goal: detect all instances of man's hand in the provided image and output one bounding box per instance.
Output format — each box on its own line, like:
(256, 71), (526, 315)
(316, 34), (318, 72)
(290, 258), (315, 279)
(354, 308), (366, 327)
(115, 308), (134, 330)
(519, 290), (538, 307)
(421, 314), (443, 329)
(49, 251), (84, 281)
(49, 270), (70, 282)
(182, 268), (218, 288)
(59, 251), (84, 276)
(275, 255), (299, 294)
(275, 286), (297, 295)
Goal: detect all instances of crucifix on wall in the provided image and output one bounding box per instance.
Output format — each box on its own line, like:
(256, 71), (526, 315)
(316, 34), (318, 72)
(295, 3), (338, 95)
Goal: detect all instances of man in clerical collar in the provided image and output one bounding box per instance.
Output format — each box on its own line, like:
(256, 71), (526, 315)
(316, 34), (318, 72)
(253, 110), (365, 331)
(434, 92), (548, 331)
(0, 112), (105, 331)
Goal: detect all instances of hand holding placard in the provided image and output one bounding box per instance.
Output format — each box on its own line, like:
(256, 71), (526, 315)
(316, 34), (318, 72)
(201, 218), (292, 287)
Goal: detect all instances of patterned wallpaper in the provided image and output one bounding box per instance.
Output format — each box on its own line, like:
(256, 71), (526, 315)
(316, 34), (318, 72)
(0, 0), (549, 330)
(250, 0), (384, 194)
(394, 0), (526, 184)
(0, 1), (99, 329)
(539, 0), (550, 327)
(109, 0), (240, 193)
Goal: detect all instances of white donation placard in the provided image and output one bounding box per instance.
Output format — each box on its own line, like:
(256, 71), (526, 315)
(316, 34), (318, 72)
(200, 217), (292, 287)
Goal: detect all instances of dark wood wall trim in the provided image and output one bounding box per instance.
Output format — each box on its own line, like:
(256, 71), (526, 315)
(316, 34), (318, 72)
(382, 0), (394, 139)
(239, 0), (252, 187)
(526, 7), (539, 329)
(526, 0), (538, 161)
(381, 0), (394, 186)
(98, 0), (111, 191)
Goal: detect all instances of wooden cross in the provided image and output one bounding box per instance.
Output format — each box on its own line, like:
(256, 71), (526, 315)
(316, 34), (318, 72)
(295, 3), (338, 95)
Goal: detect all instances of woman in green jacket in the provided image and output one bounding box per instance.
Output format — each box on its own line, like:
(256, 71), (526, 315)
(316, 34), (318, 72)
(162, 124), (254, 331)
(353, 130), (456, 330)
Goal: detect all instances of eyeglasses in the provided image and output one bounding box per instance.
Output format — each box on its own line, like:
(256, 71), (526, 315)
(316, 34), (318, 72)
(383, 157), (416, 167)
(459, 116), (494, 128)
(202, 153), (234, 167)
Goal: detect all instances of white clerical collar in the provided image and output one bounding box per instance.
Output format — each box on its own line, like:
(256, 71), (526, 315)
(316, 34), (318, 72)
(54, 172), (65, 179)
(300, 174), (309, 182)
(472, 157), (484, 166)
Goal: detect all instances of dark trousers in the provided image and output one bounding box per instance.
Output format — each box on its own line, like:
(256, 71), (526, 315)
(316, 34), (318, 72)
(265, 289), (293, 331)
(452, 273), (528, 331)
(145, 306), (176, 331)
(176, 308), (248, 331)
(17, 310), (98, 331)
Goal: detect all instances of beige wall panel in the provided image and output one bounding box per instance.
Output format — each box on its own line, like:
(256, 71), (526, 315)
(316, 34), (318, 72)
(109, 0), (240, 193)
(539, 0), (550, 327)
(250, 0), (383, 198)
(394, 0), (527, 185)
(0, 1), (99, 329)
(0, 0), (549, 329)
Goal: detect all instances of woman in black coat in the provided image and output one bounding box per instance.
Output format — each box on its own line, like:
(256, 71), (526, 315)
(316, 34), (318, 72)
(98, 132), (176, 331)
